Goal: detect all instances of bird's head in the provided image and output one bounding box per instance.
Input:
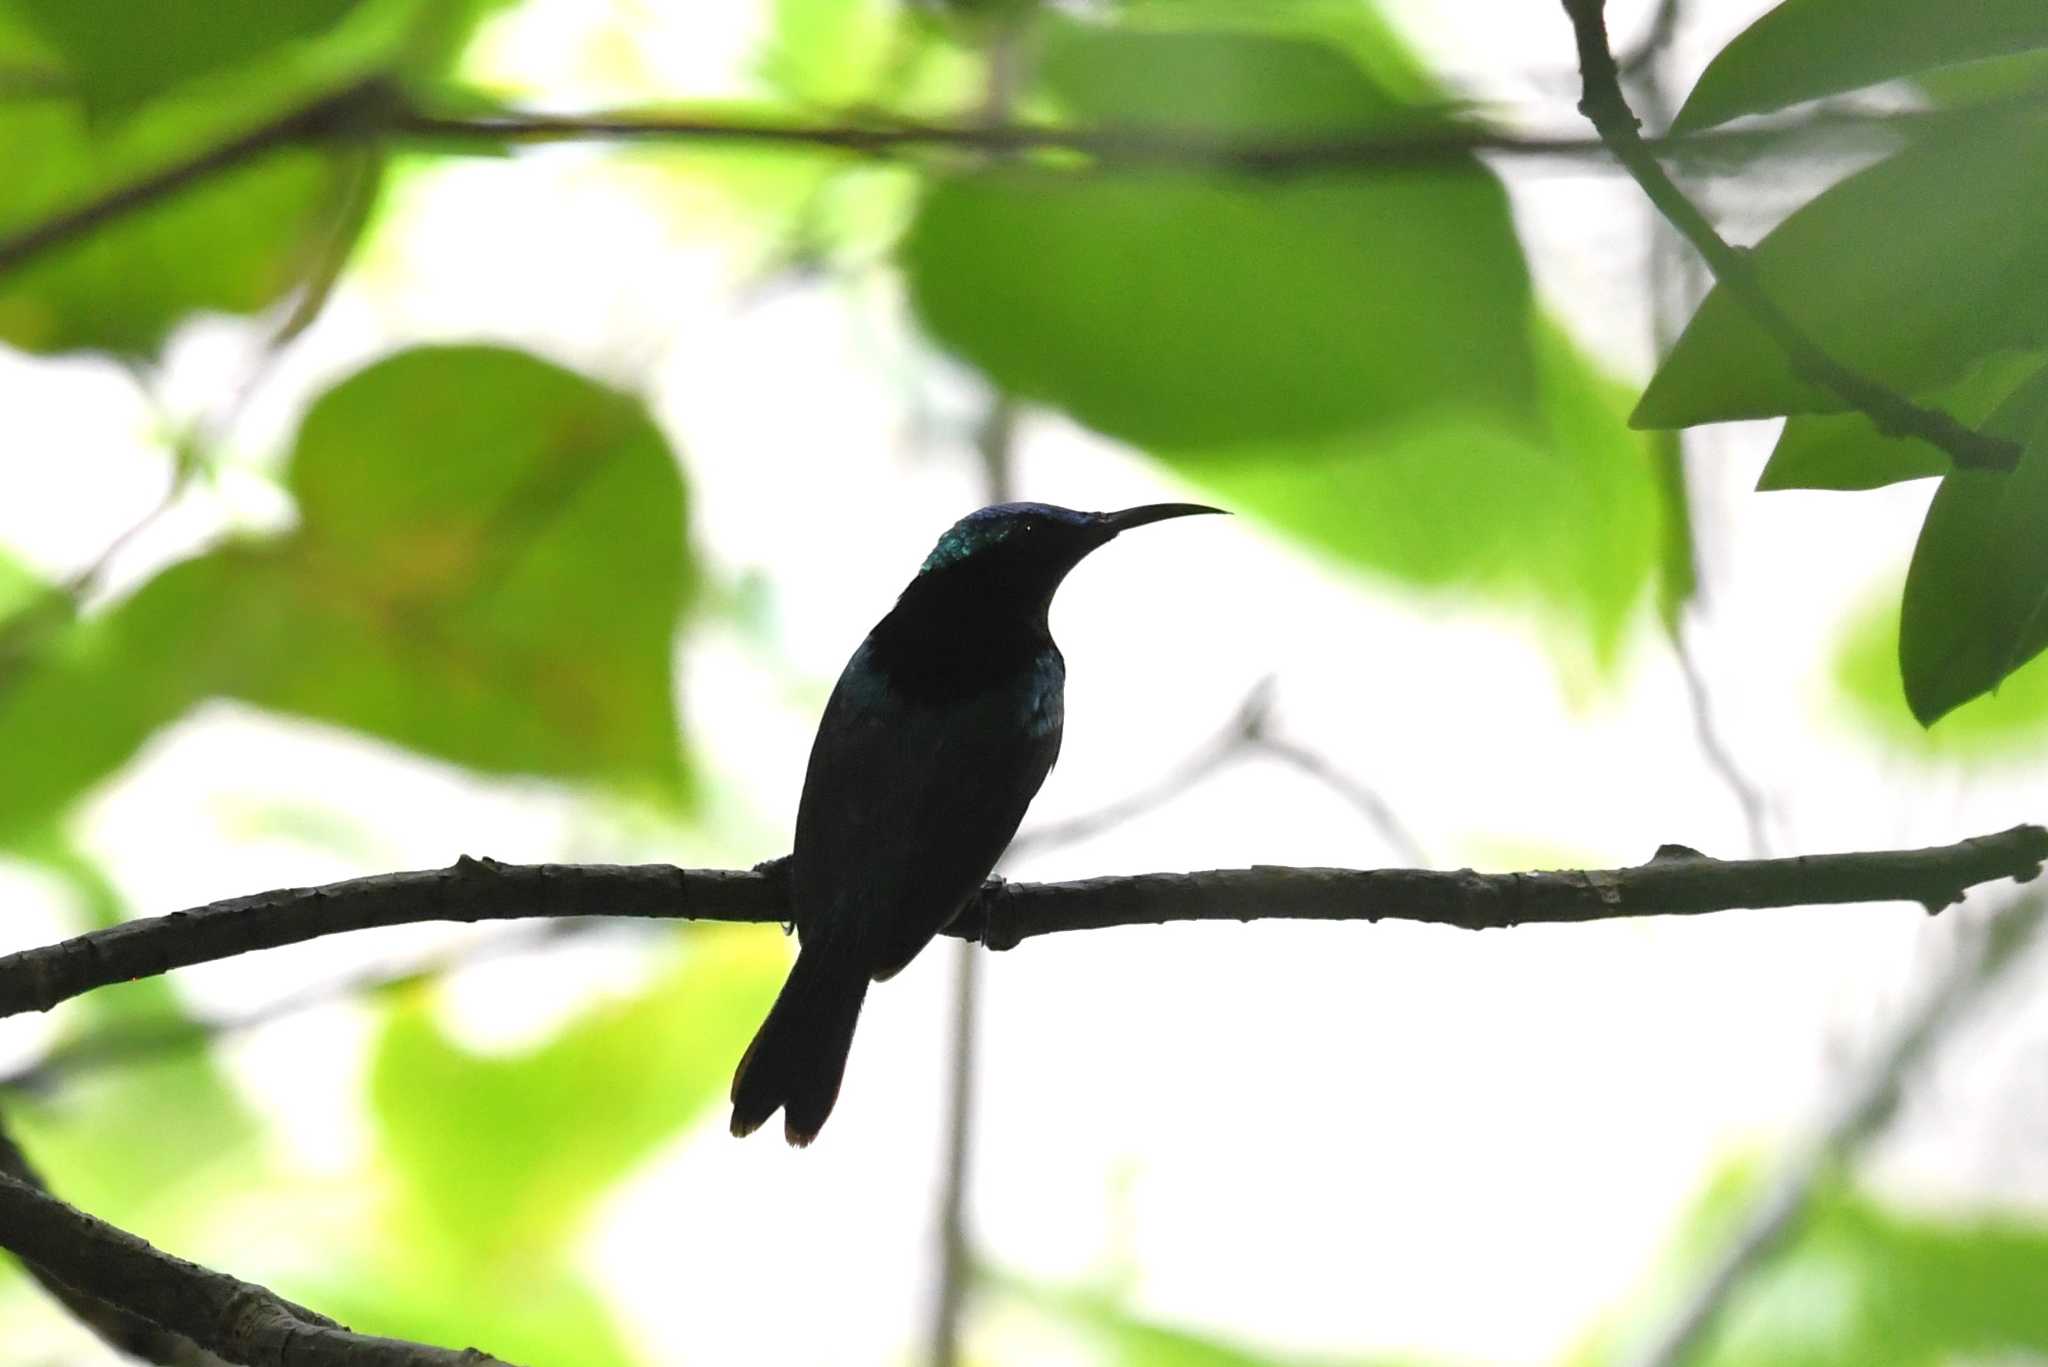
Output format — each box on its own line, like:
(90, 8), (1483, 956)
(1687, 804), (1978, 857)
(910, 500), (1226, 615)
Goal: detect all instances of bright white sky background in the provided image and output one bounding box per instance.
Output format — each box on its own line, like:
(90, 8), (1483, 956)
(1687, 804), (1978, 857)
(3, 1), (2047, 1364)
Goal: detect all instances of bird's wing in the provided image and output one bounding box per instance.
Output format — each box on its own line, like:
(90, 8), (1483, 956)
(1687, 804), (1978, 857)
(792, 642), (1063, 981)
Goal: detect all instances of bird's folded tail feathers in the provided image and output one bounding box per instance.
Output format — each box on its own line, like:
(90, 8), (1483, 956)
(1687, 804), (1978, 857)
(729, 946), (870, 1146)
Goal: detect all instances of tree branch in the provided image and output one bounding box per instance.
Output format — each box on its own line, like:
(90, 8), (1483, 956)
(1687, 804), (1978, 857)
(1558, 0), (2021, 473)
(2, 828), (2041, 1021)
(0, 1165), (520, 1367)
(0, 1112), (231, 1366)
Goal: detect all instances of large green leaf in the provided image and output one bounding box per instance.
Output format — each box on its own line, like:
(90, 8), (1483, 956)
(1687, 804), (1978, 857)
(369, 927), (782, 1262)
(1899, 362), (2048, 724)
(1758, 352), (2048, 491)
(1673, 0), (2048, 132)
(9, 0), (362, 115)
(1634, 115), (2048, 430)
(1833, 587), (2048, 758)
(1159, 318), (1669, 668)
(902, 22), (1538, 451)
(0, 345), (694, 841)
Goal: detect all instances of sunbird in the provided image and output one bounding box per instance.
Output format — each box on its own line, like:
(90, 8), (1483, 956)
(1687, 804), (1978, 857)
(731, 501), (1225, 1144)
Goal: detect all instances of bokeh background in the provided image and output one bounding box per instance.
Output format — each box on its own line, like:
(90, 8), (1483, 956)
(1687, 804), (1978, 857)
(4, 0), (2048, 1363)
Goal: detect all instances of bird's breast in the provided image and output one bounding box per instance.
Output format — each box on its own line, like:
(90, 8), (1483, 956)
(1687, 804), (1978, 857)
(1023, 648), (1065, 739)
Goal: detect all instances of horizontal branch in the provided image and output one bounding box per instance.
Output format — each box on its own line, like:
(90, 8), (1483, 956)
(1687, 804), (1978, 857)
(0, 1168), (519, 1366)
(2, 827), (2041, 1020)
(0, 72), (1978, 290)
(1559, 0), (2021, 473)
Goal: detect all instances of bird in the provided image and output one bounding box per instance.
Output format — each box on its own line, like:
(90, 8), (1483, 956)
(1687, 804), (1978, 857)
(730, 500), (1226, 1145)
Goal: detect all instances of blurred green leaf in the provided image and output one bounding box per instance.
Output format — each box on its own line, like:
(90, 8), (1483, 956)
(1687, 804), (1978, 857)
(9, 0), (362, 115)
(1758, 352), (2048, 491)
(1587, 1163), (2048, 1366)
(1672, 0), (2048, 132)
(0, 85), (378, 356)
(0, 344), (695, 841)
(315, 1264), (639, 1367)
(1160, 318), (1668, 669)
(1634, 115), (2048, 430)
(0, 840), (257, 1224)
(1833, 585), (2048, 758)
(902, 22), (1538, 450)
(759, 0), (903, 105)
(1898, 362), (2048, 724)
(369, 926), (783, 1262)
(1003, 1277), (1426, 1367)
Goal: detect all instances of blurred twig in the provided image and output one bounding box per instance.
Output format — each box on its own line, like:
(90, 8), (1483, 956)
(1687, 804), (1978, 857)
(1623, 0), (1775, 860)
(0, 920), (594, 1096)
(929, 389), (1017, 1367)
(1622, 890), (2048, 1367)
(1558, 0), (2019, 474)
(4, 828), (2043, 1020)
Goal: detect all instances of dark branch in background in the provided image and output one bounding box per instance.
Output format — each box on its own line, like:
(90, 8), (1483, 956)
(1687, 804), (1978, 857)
(0, 1145), (519, 1366)
(1558, 0), (2020, 474)
(2, 827), (2041, 1022)
(0, 78), (395, 281)
(0, 1112), (231, 1366)
(1624, 889), (2048, 1367)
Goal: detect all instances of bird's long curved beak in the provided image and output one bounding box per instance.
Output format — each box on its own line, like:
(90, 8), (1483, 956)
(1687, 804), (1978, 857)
(1096, 502), (1229, 535)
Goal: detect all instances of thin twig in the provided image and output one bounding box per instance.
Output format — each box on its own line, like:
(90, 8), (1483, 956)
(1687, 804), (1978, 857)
(2, 828), (2042, 1020)
(1008, 678), (1271, 858)
(0, 921), (596, 1095)
(1246, 725), (1431, 869)
(1623, 891), (2048, 1367)
(1558, 0), (2020, 473)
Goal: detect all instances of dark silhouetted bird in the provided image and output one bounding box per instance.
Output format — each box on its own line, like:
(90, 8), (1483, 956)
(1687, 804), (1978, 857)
(730, 500), (1225, 1145)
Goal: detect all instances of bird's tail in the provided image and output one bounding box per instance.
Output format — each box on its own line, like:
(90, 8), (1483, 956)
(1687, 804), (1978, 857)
(730, 945), (870, 1146)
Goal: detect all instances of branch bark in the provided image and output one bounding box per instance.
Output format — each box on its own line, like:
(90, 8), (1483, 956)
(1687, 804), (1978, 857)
(1558, 0), (2021, 473)
(0, 1166), (520, 1367)
(2, 828), (2041, 1022)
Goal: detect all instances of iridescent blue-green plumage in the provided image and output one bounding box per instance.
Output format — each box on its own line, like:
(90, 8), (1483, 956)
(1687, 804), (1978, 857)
(729, 500), (1223, 1145)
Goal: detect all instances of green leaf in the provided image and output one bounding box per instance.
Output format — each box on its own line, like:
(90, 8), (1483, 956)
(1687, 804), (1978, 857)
(1000, 1277), (1426, 1367)
(901, 22), (1538, 451)
(1833, 586), (2048, 758)
(314, 1265), (638, 1367)
(0, 841), (258, 1223)
(9, 0), (362, 115)
(369, 927), (783, 1262)
(1157, 318), (1670, 670)
(1898, 362), (2048, 724)
(1758, 352), (2048, 491)
(1673, 0), (2048, 132)
(0, 345), (695, 840)
(1634, 115), (2048, 430)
